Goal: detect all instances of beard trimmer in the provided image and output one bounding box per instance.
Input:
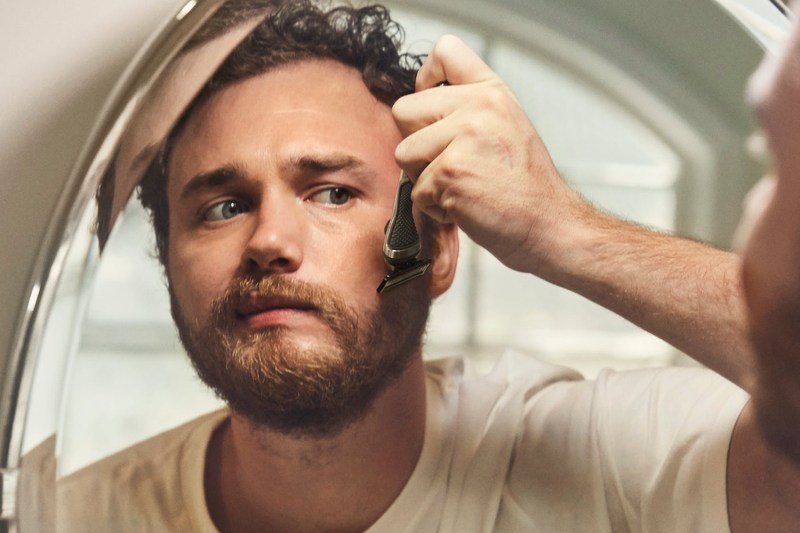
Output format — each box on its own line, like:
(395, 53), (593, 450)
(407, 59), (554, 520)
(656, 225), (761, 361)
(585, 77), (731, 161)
(377, 171), (432, 293)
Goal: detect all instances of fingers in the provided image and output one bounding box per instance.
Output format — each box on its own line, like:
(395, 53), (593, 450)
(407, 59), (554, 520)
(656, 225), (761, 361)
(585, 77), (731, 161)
(394, 79), (526, 182)
(393, 109), (471, 224)
(394, 114), (455, 181)
(392, 82), (478, 137)
(400, 120), (497, 226)
(408, 136), (464, 225)
(415, 35), (497, 90)
(391, 35), (539, 234)
(394, 36), (515, 140)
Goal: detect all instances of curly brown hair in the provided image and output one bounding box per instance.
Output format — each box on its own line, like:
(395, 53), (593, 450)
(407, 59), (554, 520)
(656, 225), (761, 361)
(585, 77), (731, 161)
(138, 0), (423, 267)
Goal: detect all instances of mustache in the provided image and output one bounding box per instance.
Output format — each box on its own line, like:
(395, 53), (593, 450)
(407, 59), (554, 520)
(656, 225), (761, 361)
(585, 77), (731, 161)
(210, 274), (355, 333)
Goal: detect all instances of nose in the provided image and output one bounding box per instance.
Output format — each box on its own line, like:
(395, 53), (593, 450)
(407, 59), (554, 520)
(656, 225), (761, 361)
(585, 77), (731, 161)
(242, 195), (305, 274)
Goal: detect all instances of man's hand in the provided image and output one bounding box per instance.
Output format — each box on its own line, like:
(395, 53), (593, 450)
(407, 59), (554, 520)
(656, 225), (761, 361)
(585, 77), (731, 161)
(392, 35), (589, 275)
(394, 35), (756, 388)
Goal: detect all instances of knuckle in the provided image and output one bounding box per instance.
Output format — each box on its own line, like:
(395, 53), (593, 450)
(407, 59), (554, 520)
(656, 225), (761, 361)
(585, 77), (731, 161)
(410, 184), (431, 208)
(433, 34), (459, 57)
(394, 142), (408, 164)
(391, 96), (409, 120)
(479, 85), (508, 112)
(460, 115), (484, 137)
(440, 191), (458, 215)
(436, 158), (462, 181)
(395, 135), (425, 169)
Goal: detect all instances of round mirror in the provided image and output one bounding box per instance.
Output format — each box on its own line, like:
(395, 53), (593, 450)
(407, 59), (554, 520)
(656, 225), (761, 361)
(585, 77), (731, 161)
(0, 0), (792, 531)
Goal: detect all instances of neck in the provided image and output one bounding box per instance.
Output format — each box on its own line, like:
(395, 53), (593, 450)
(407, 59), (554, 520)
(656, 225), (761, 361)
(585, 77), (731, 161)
(205, 355), (427, 533)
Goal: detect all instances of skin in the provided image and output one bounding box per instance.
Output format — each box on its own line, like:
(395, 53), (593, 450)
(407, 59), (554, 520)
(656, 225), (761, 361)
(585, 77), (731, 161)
(728, 9), (800, 531)
(163, 26), (800, 532)
(741, 0), (800, 459)
(394, 35), (754, 386)
(394, 35), (800, 532)
(166, 59), (458, 533)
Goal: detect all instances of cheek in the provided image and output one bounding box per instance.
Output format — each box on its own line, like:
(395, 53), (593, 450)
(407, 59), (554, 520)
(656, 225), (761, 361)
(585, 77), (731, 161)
(331, 225), (386, 275)
(733, 176), (777, 252)
(308, 211), (389, 308)
(167, 237), (242, 323)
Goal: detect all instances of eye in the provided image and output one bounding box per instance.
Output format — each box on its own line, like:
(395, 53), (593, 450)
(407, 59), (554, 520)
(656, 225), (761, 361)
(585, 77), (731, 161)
(203, 200), (249, 222)
(310, 187), (353, 206)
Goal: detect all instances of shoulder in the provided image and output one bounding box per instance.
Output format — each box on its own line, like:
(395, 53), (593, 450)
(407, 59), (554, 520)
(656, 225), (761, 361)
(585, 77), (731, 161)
(406, 351), (583, 530)
(61, 409), (226, 486)
(515, 364), (749, 467)
(57, 409), (227, 532)
(507, 365), (749, 532)
(422, 350), (584, 444)
(424, 349), (582, 397)
(525, 363), (748, 415)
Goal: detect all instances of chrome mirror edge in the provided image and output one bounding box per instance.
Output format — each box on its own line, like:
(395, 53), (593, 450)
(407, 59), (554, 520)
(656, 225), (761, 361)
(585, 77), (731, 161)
(0, 0), (227, 518)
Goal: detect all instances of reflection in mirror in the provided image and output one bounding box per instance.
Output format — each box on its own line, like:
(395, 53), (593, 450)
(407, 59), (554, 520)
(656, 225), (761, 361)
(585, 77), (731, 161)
(11, 1), (277, 531)
(60, 200), (224, 475)
(62, 0), (279, 510)
(11, 0), (795, 531)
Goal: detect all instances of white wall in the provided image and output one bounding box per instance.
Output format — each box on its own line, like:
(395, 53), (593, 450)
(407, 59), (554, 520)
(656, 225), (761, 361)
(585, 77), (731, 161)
(0, 0), (185, 457)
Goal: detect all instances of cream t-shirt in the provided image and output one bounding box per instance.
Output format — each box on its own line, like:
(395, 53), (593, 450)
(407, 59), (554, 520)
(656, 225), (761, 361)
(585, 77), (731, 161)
(57, 351), (749, 532)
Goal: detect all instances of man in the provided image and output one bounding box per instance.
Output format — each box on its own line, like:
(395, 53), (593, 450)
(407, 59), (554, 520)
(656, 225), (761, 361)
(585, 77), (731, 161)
(737, 0), (800, 472)
(59, 1), (800, 532)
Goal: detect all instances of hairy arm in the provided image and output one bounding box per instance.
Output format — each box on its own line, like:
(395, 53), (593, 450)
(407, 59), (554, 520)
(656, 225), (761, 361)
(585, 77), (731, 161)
(393, 35), (753, 387)
(539, 205), (752, 386)
(395, 33), (800, 531)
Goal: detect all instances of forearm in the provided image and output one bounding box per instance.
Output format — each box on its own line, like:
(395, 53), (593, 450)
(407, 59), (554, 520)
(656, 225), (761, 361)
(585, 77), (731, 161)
(534, 204), (754, 388)
(393, 35), (755, 388)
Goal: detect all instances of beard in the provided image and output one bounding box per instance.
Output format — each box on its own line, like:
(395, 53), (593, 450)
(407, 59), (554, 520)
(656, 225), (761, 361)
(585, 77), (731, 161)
(169, 273), (430, 438)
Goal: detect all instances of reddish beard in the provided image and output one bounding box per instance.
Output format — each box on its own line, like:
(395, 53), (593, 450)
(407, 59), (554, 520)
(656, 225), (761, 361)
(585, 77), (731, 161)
(169, 274), (430, 438)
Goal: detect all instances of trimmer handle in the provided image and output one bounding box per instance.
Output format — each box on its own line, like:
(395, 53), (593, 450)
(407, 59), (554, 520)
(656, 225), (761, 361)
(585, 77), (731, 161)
(377, 171), (431, 293)
(383, 172), (421, 266)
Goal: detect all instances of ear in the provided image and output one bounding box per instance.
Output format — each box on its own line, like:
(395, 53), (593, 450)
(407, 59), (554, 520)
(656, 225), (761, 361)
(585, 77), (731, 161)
(428, 222), (459, 299)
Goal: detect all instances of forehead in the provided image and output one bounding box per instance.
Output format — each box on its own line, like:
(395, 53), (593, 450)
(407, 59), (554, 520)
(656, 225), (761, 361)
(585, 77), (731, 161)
(202, 59), (386, 122)
(168, 59), (402, 183)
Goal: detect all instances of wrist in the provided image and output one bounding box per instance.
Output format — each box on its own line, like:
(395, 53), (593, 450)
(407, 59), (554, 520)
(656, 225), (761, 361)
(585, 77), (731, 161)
(527, 194), (616, 288)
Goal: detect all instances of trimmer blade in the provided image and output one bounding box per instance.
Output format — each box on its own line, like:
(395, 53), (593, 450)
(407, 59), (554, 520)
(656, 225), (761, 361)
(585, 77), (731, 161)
(376, 259), (432, 293)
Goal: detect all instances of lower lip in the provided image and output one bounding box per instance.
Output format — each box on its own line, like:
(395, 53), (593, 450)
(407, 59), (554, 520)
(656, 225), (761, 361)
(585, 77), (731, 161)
(241, 308), (314, 329)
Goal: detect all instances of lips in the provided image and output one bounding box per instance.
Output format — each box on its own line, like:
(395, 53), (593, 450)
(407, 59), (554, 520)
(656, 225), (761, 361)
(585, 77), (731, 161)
(235, 293), (318, 324)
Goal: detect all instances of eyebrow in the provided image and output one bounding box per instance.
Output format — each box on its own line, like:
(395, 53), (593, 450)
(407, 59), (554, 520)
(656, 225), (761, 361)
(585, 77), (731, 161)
(289, 153), (369, 175)
(180, 165), (243, 200)
(179, 153), (373, 201)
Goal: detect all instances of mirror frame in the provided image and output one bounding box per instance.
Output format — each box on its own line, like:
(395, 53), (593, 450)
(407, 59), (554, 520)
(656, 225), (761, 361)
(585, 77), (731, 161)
(0, 0), (226, 526)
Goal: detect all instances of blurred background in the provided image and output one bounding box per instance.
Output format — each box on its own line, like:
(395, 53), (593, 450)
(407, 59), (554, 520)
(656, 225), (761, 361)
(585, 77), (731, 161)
(1, 0), (786, 476)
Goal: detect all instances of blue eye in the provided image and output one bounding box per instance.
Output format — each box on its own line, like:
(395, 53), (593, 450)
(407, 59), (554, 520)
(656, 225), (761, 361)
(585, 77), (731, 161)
(204, 200), (248, 221)
(311, 187), (353, 206)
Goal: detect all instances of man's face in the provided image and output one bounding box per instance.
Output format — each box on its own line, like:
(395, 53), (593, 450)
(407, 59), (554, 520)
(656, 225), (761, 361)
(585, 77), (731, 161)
(164, 59), (430, 436)
(738, 7), (800, 387)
